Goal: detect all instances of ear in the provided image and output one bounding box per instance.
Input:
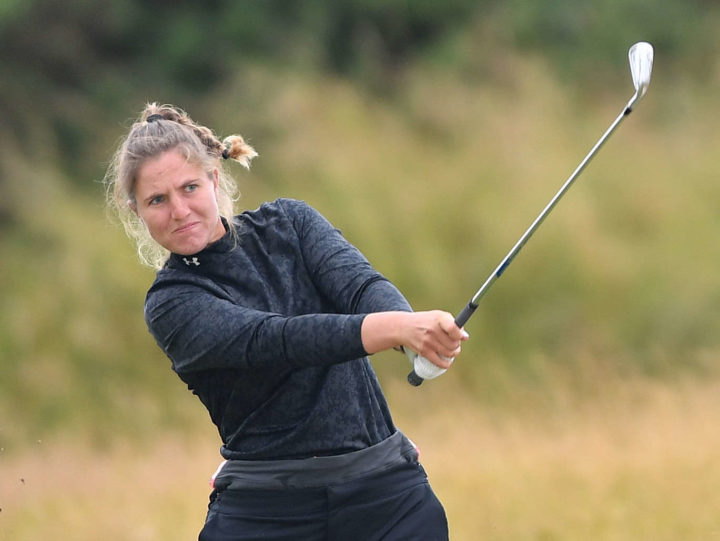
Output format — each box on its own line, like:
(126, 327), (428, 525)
(212, 168), (220, 193)
(128, 199), (138, 215)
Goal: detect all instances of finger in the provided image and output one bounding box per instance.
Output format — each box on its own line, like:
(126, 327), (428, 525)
(440, 344), (461, 359)
(444, 323), (470, 342)
(421, 337), (461, 360)
(413, 312), (465, 357)
(430, 352), (453, 369)
(436, 314), (469, 342)
(433, 332), (463, 354)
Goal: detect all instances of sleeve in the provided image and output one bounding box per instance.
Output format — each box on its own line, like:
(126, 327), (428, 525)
(284, 199), (413, 315)
(145, 279), (370, 375)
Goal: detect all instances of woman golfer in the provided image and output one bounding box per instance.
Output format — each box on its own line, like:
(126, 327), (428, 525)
(105, 103), (467, 540)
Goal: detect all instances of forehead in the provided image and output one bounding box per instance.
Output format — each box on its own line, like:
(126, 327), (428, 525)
(135, 149), (205, 193)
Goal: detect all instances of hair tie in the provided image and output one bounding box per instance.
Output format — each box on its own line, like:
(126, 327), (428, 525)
(146, 114), (164, 123)
(221, 148), (230, 160)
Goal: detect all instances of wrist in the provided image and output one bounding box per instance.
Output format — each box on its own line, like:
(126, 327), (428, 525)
(360, 312), (409, 354)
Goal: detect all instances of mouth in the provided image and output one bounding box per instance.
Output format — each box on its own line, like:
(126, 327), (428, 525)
(173, 221), (199, 234)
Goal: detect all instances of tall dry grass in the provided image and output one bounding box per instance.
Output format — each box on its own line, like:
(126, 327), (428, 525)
(394, 367), (720, 540)
(3, 368), (720, 540)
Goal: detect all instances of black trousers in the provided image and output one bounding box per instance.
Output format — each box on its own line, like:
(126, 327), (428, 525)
(198, 461), (448, 541)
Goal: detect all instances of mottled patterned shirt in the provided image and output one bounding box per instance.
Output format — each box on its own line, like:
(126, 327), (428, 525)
(144, 198), (412, 460)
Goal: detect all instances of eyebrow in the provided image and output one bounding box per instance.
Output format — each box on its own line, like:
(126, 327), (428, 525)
(142, 178), (203, 206)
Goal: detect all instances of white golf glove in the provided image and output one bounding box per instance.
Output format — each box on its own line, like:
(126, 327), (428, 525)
(404, 347), (453, 381)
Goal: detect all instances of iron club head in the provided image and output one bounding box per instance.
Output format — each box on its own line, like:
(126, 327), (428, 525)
(628, 42), (654, 101)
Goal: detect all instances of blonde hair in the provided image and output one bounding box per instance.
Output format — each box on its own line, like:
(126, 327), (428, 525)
(104, 103), (257, 269)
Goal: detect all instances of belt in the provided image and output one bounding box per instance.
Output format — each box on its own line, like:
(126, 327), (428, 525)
(213, 431), (419, 491)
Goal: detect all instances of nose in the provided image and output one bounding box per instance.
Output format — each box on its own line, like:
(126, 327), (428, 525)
(169, 195), (190, 220)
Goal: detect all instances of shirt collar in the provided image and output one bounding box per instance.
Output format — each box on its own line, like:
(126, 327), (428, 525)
(167, 217), (235, 269)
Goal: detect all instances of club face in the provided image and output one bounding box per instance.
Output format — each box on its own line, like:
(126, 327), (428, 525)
(628, 42), (654, 99)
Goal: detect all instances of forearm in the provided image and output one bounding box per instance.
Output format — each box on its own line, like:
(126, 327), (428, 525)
(361, 309), (469, 365)
(360, 311), (410, 354)
(277, 313), (369, 368)
(147, 288), (370, 373)
(353, 277), (412, 314)
(352, 276), (413, 354)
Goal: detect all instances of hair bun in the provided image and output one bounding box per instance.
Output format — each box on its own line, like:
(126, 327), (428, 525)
(222, 136), (258, 169)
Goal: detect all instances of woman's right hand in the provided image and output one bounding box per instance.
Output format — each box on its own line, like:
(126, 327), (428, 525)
(361, 310), (468, 369)
(397, 310), (468, 368)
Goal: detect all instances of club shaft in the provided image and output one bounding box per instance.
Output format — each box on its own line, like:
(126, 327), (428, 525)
(412, 89), (646, 385)
(455, 101), (635, 328)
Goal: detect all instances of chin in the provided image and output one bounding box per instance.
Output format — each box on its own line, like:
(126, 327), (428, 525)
(174, 245), (205, 256)
(166, 238), (205, 256)
(164, 230), (214, 256)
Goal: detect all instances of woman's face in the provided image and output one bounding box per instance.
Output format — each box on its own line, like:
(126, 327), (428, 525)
(133, 149), (226, 256)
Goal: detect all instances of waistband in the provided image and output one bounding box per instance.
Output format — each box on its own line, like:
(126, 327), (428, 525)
(213, 431), (419, 491)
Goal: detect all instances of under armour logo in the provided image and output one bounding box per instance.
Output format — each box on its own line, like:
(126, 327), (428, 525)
(183, 257), (200, 266)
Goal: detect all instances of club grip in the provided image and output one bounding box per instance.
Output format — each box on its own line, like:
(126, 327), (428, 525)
(407, 370), (424, 386)
(455, 302), (478, 328)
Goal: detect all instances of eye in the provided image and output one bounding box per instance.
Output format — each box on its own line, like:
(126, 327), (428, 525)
(185, 183), (199, 193)
(149, 195), (164, 206)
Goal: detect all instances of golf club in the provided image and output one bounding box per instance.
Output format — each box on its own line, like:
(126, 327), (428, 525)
(408, 41), (654, 386)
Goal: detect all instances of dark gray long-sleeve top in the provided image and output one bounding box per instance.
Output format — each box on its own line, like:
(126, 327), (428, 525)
(144, 198), (412, 460)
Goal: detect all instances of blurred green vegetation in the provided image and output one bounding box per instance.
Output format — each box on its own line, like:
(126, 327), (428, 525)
(1, 1), (719, 450)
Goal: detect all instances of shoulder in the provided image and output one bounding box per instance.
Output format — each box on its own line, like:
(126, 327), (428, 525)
(244, 198), (317, 219)
(145, 268), (230, 311)
(236, 198), (330, 234)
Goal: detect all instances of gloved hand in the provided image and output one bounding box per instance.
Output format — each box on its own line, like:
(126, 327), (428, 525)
(404, 347), (453, 386)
